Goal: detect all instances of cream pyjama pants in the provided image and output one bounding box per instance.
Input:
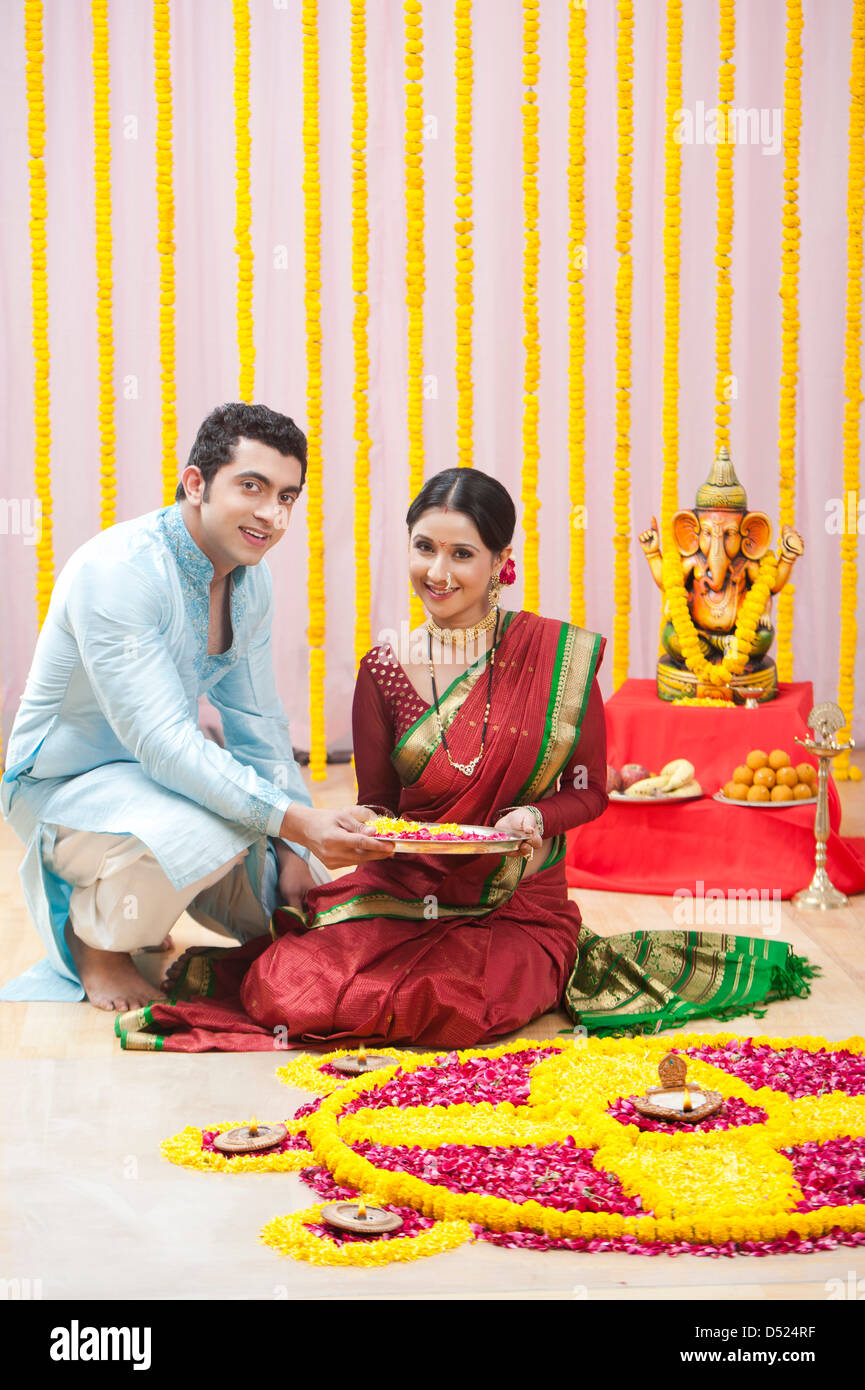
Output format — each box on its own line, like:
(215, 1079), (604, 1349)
(44, 826), (324, 953)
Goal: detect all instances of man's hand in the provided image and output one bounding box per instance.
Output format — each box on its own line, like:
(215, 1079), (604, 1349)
(279, 804), (396, 870)
(273, 842), (318, 913)
(493, 807), (543, 859)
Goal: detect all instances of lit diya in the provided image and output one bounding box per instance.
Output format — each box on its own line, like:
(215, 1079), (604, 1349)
(320, 1198), (404, 1235)
(631, 1053), (723, 1124)
(329, 1043), (395, 1076)
(212, 1115), (288, 1154)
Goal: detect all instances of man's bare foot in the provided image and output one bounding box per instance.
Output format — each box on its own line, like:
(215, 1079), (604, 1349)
(64, 921), (167, 1013)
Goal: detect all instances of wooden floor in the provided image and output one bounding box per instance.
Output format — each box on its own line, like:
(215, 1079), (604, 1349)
(1, 757), (864, 1300)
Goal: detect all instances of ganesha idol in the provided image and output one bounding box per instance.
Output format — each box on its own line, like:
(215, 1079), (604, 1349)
(639, 448), (804, 703)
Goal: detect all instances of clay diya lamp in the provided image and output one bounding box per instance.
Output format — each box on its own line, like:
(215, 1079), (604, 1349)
(631, 1053), (723, 1124)
(212, 1115), (288, 1155)
(329, 1043), (395, 1076)
(320, 1198), (404, 1235)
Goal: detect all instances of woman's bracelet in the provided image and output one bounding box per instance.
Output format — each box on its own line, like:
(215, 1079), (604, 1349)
(495, 803), (545, 837)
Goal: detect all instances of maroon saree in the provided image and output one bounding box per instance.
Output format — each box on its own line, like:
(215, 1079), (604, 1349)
(118, 611), (607, 1051)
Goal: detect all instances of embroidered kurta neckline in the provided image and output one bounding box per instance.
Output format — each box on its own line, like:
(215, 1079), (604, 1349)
(159, 504), (251, 685)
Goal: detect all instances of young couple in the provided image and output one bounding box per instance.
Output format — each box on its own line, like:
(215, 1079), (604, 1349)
(1, 402), (814, 1050)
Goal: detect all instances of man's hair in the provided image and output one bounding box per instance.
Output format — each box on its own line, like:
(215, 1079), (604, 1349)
(175, 403), (308, 502)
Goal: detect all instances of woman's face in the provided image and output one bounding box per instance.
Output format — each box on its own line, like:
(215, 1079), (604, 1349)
(408, 508), (511, 626)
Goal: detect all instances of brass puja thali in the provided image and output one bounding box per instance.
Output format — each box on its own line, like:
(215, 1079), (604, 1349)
(366, 817), (522, 854)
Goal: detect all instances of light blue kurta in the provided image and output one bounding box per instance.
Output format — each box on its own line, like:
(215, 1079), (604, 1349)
(0, 502), (312, 1000)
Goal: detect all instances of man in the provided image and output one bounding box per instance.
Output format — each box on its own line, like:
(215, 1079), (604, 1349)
(0, 402), (392, 1011)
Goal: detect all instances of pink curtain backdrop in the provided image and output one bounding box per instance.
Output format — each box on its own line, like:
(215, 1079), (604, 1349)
(0, 0), (862, 761)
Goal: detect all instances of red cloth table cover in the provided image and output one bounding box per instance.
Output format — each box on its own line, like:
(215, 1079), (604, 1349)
(566, 679), (865, 900)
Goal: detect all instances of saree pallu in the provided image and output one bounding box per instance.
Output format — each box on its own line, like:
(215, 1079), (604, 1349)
(119, 612), (605, 1051)
(565, 927), (819, 1038)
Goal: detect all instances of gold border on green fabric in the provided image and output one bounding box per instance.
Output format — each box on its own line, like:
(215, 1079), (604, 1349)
(391, 611), (517, 786)
(309, 879), (519, 929)
(516, 626), (601, 803)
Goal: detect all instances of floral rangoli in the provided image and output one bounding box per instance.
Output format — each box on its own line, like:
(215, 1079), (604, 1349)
(161, 1032), (865, 1266)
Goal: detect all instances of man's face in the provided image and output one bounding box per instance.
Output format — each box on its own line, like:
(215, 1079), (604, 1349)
(182, 438), (303, 571)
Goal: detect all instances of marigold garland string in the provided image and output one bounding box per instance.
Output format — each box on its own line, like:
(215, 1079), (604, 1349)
(351, 0), (372, 671)
(612, 0), (634, 687)
(663, 546), (778, 686)
(153, 0), (177, 506)
(521, 0), (540, 614)
(455, 0), (473, 471)
(567, 0), (587, 627)
(658, 0), (683, 656)
(26, 0), (53, 627)
(92, 0), (116, 531)
(303, 0), (326, 780)
(233, 0), (254, 402)
(836, 0), (864, 781)
(405, 0), (425, 628)
(714, 0), (735, 454)
(774, 0), (803, 684)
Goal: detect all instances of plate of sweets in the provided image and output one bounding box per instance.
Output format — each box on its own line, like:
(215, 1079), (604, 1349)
(714, 748), (818, 808)
(365, 816), (523, 854)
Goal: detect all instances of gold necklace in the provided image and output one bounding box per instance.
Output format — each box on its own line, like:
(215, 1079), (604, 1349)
(425, 605), (498, 645)
(428, 610), (500, 776)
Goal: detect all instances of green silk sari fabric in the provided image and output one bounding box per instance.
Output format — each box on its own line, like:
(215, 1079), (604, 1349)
(565, 926), (819, 1037)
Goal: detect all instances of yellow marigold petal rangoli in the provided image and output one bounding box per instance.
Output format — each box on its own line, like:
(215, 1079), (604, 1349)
(162, 1034), (865, 1266)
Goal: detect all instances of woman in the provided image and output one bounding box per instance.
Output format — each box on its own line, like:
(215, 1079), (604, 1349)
(119, 469), (815, 1051)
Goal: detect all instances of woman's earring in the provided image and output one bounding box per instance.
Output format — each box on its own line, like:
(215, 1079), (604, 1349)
(489, 572), (502, 607)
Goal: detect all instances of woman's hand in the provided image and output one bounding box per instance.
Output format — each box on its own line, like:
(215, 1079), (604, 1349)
(493, 808), (543, 860)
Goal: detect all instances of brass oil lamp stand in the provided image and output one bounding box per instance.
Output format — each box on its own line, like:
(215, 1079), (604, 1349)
(793, 702), (854, 910)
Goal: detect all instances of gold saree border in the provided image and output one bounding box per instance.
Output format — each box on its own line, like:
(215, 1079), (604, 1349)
(517, 625), (602, 803)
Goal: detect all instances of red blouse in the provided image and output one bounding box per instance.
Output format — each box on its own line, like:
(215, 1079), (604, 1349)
(352, 637), (609, 837)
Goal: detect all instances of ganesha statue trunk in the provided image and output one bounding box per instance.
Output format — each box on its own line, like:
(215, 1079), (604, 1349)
(639, 448), (804, 703)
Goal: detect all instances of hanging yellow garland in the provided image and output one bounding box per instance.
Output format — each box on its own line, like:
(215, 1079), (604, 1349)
(454, 0), (473, 470)
(92, 0), (116, 531)
(567, 0), (587, 626)
(612, 0), (634, 687)
(26, 0), (53, 627)
(405, 0), (425, 627)
(662, 546), (778, 685)
(303, 0), (326, 780)
(233, 0), (254, 402)
(521, 0), (540, 613)
(153, 0), (177, 506)
(351, 0), (372, 671)
(658, 0), (683, 654)
(836, 0), (865, 781)
(714, 0), (735, 453)
(774, 0), (803, 683)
